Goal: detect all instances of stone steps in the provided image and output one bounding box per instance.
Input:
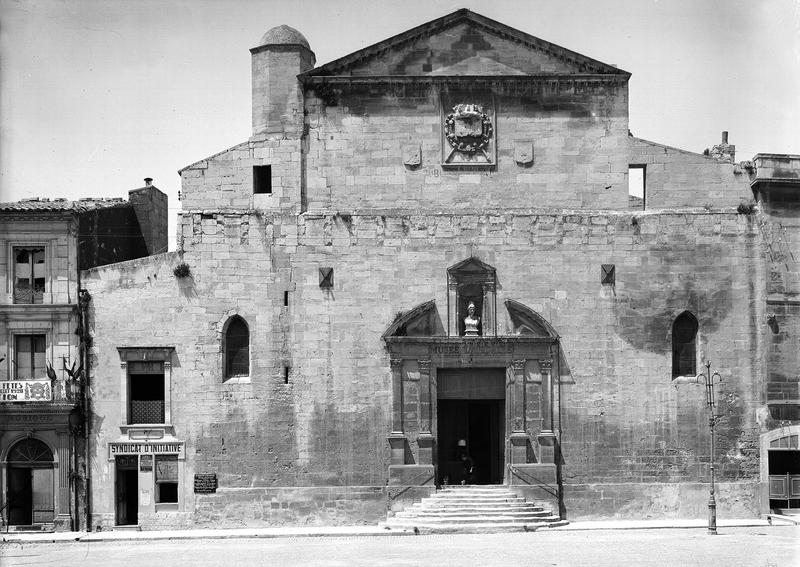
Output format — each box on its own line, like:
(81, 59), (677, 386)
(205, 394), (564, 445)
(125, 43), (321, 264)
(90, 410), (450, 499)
(382, 485), (567, 534)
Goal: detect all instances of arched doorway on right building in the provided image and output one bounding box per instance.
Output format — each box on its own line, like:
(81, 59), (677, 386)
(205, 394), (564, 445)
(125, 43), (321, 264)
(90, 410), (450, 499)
(761, 426), (800, 515)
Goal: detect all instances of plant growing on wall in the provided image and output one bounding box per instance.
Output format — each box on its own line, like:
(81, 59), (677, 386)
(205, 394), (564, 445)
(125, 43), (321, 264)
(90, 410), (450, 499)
(173, 262), (191, 278)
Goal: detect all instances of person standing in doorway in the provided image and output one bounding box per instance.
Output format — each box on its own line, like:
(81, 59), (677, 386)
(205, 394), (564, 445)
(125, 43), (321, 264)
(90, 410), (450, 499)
(457, 439), (475, 484)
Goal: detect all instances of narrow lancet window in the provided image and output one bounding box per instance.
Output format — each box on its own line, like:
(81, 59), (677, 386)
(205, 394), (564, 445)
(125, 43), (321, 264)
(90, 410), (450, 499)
(225, 316), (250, 379)
(672, 311), (698, 378)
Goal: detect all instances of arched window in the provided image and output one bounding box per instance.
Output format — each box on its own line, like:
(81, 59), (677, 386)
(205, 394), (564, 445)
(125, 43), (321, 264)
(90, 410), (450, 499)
(672, 311), (698, 378)
(224, 316), (249, 379)
(8, 438), (53, 463)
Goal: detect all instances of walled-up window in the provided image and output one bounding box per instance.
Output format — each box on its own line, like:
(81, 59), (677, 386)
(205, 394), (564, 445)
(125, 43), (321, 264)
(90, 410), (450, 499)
(672, 311), (698, 378)
(14, 247), (45, 304)
(14, 334), (46, 380)
(224, 316), (249, 379)
(128, 361), (165, 424)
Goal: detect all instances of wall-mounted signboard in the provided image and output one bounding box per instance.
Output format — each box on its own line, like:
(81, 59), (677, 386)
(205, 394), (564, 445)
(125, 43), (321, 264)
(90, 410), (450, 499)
(0, 380), (52, 402)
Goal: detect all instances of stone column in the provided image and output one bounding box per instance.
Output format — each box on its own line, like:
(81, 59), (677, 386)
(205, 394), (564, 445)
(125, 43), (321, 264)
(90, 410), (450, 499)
(55, 430), (71, 529)
(163, 360), (172, 424)
(418, 360), (432, 434)
(537, 358), (556, 463)
(387, 357), (405, 465)
(447, 280), (458, 336)
(417, 359), (434, 465)
(482, 282), (496, 336)
(539, 358), (554, 433)
(509, 360), (528, 466)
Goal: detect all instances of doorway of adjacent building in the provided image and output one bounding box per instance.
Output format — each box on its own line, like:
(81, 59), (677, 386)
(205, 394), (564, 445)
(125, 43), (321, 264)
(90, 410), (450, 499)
(6, 438), (55, 526)
(115, 456), (139, 526)
(436, 368), (505, 485)
(768, 445), (800, 513)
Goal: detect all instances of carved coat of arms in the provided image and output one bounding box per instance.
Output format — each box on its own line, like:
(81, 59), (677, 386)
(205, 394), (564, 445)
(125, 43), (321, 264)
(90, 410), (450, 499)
(443, 103), (494, 165)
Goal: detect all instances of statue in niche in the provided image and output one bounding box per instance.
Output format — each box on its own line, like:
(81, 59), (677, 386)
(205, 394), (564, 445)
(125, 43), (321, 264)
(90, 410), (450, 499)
(463, 302), (480, 337)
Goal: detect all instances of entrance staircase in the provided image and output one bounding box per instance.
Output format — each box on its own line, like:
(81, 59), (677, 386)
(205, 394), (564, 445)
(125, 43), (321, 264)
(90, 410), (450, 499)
(382, 485), (567, 534)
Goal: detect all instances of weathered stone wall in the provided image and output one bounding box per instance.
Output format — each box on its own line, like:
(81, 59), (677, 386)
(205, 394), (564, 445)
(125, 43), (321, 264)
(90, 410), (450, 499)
(303, 81), (630, 211)
(179, 139), (303, 212)
(84, 206), (764, 526)
(756, 166), (800, 424)
(629, 137), (752, 209)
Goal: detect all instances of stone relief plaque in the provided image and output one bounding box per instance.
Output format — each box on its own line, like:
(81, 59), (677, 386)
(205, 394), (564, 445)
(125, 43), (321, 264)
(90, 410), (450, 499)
(441, 97), (495, 167)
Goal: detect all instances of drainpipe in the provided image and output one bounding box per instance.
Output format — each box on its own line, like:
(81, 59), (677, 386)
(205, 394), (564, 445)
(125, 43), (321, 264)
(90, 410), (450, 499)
(78, 288), (92, 531)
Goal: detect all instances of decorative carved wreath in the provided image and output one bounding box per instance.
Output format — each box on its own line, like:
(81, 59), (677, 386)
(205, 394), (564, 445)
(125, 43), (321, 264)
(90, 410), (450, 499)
(445, 104), (493, 154)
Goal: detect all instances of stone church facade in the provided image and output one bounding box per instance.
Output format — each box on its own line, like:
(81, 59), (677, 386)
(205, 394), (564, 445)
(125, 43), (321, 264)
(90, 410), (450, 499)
(80, 10), (798, 529)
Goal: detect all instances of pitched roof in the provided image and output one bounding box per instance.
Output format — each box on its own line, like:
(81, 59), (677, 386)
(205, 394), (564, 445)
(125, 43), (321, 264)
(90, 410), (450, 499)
(303, 9), (628, 78)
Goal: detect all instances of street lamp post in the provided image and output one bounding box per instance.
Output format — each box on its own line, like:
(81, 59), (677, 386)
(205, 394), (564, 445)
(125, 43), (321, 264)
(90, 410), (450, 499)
(696, 360), (722, 535)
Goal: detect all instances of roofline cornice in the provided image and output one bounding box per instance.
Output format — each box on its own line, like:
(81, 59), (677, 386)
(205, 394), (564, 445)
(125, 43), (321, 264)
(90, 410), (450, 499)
(301, 73), (630, 86)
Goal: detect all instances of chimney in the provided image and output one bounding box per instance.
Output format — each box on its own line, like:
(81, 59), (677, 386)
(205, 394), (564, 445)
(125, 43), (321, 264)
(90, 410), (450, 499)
(129, 180), (168, 255)
(709, 131), (735, 164)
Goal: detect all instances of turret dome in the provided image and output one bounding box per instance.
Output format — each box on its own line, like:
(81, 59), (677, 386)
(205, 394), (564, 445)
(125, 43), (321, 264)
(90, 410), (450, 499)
(258, 25), (310, 50)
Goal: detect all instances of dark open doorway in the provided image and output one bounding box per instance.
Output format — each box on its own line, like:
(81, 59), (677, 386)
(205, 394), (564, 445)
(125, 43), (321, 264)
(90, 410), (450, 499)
(437, 368), (505, 485)
(115, 456), (139, 526)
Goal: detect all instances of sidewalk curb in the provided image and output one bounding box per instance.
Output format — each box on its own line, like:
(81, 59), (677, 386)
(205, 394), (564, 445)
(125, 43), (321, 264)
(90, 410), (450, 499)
(0, 519), (788, 544)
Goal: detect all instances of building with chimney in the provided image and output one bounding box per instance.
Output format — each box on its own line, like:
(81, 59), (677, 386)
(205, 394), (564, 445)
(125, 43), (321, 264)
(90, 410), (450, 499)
(0, 182), (167, 531)
(79, 10), (798, 530)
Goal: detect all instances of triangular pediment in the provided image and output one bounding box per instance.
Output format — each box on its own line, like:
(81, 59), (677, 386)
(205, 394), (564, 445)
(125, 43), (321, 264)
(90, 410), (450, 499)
(304, 9), (627, 79)
(448, 256), (496, 276)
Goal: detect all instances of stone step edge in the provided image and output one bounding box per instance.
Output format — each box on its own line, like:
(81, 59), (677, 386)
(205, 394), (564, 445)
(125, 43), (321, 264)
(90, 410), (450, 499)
(394, 511), (553, 518)
(380, 520), (569, 533)
(384, 516), (562, 525)
(408, 506), (545, 512)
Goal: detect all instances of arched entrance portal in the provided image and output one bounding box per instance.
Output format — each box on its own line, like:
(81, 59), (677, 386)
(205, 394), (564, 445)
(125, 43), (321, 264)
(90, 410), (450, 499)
(5, 438), (55, 526)
(384, 281), (566, 513)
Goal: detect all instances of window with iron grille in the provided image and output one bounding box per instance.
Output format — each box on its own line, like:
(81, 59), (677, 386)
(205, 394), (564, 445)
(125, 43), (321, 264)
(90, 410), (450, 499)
(224, 316), (249, 379)
(14, 334), (46, 380)
(672, 311), (698, 378)
(13, 247), (45, 304)
(128, 361), (165, 424)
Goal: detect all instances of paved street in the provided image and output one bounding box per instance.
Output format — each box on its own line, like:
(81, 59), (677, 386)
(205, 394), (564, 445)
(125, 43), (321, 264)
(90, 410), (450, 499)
(2, 526), (797, 567)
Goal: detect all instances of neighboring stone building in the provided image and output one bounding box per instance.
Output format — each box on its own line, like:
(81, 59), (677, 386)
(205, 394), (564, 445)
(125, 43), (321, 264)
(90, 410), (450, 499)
(80, 9), (798, 530)
(0, 183), (167, 531)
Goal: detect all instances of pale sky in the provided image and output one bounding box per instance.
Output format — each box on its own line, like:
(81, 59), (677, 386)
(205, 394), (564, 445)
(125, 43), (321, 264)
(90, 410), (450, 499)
(1, 0), (798, 250)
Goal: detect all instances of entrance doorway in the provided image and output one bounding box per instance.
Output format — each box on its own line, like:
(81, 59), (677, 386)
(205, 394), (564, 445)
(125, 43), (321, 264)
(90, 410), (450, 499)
(115, 456), (138, 526)
(6, 438), (55, 526)
(437, 368), (505, 485)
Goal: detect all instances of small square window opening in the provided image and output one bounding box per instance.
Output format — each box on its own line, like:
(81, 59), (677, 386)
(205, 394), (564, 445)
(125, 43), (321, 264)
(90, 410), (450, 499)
(601, 264), (615, 285)
(253, 165), (272, 194)
(319, 268), (334, 288)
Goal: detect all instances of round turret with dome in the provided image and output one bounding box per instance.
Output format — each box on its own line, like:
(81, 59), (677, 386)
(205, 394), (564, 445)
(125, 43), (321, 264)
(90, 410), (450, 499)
(257, 25), (312, 50)
(250, 24), (315, 137)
